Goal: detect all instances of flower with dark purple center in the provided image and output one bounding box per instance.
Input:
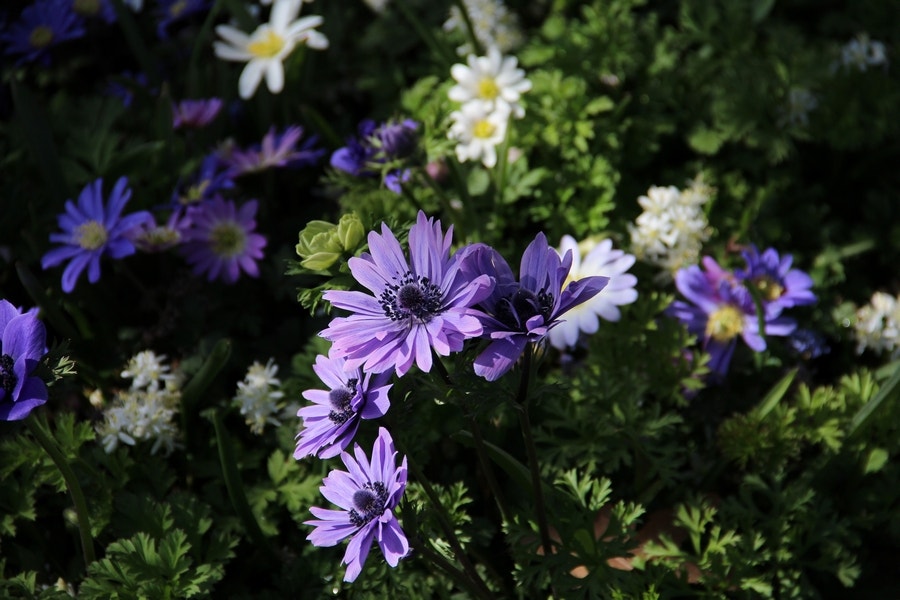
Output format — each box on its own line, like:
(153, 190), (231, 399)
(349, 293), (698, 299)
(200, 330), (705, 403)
(294, 353), (392, 459)
(172, 97), (223, 129)
(461, 233), (608, 381)
(735, 245), (816, 318)
(0, 300), (48, 421)
(305, 427), (409, 582)
(41, 177), (154, 293)
(221, 125), (325, 176)
(320, 211), (493, 376)
(1, 0), (85, 66)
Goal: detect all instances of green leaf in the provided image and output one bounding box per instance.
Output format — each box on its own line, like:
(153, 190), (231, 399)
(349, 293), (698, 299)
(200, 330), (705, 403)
(849, 361), (900, 437)
(751, 0), (776, 24)
(754, 368), (799, 419)
(863, 447), (889, 474)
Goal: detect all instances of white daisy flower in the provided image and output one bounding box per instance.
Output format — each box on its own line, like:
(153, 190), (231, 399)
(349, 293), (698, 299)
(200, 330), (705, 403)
(449, 46), (531, 118)
(213, 0), (328, 99)
(448, 101), (510, 168)
(549, 236), (638, 350)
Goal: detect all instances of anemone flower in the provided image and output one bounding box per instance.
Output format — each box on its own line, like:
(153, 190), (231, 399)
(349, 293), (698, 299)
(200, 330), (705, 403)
(0, 300), (48, 421)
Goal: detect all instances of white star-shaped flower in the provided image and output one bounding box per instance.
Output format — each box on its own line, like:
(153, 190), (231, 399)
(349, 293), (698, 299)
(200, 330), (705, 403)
(448, 101), (510, 167)
(449, 46), (531, 118)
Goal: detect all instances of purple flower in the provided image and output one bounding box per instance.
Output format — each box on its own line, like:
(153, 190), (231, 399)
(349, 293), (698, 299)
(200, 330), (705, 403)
(155, 0), (209, 38)
(172, 98), (223, 130)
(41, 177), (153, 293)
(331, 118), (419, 193)
(305, 427), (409, 582)
(461, 233), (608, 381)
(179, 197), (267, 283)
(735, 245), (816, 318)
(106, 71), (150, 108)
(294, 354), (392, 460)
(0, 300), (48, 421)
(320, 211), (493, 376)
(665, 257), (796, 376)
(172, 153), (236, 207)
(1, 0), (85, 66)
(787, 329), (829, 360)
(129, 209), (192, 252)
(221, 126), (325, 176)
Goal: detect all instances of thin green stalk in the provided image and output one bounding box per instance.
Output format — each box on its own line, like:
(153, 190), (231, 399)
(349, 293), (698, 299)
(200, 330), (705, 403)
(468, 416), (511, 523)
(493, 124), (511, 207)
(418, 170), (465, 238)
(392, 0), (456, 67)
(450, 0), (483, 55)
(27, 415), (96, 568)
(417, 541), (494, 600)
(108, 0), (160, 87)
(401, 185), (427, 215)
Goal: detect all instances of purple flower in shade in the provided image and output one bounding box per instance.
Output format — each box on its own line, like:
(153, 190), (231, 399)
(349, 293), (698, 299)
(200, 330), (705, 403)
(72, 0), (116, 24)
(1, 0), (85, 66)
(221, 126), (325, 176)
(155, 0), (209, 38)
(787, 328), (829, 360)
(41, 177), (154, 293)
(735, 245), (816, 318)
(320, 211), (493, 377)
(294, 354), (392, 460)
(172, 153), (236, 207)
(461, 234), (609, 381)
(305, 427), (409, 583)
(129, 209), (192, 252)
(172, 98), (223, 130)
(106, 71), (150, 108)
(665, 256), (797, 376)
(331, 118), (419, 194)
(0, 301), (48, 421)
(180, 197), (267, 283)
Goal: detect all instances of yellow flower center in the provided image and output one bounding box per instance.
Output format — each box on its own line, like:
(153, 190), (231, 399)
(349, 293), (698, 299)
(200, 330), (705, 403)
(75, 221), (108, 250)
(247, 30), (286, 58)
(210, 223), (246, 257)
(169, 0), (187, 17)
(73, 0), (100, 15)
(29, 26), (54, 49)
(477, 77), (500, 100)
(705, 305), (744, 342)
(753, 276), (784, 302)
(472, 119), (495, 139)
(181, 180), (210, 205)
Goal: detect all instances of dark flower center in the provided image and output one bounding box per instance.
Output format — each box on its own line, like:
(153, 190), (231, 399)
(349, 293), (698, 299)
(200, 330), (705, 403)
(380, 272), (443, 322)
(496, 287), (554, 331)
(349, 481), (388, 527)
(0, 354), (17, 396)
(328, 378), (358, 425)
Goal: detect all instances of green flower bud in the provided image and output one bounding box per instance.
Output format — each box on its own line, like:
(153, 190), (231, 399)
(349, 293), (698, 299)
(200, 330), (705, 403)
(336, 213), (365, 251)
(296, 221), (342, 271)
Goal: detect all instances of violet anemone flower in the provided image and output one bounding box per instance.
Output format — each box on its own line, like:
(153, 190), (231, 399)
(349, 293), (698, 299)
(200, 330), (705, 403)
(320, 211), (493, 376)
(172, 98), (223, 129)
(172, 153), (236, 207)
(1, 0), (85, 66)
(735, 245), (816, 318)
(221, 125), (325, 176)
(294, 353), (392, 460)
(0, 300), (48, 421)
(462, 233), (608, 381)
(665, 256), (796, 376)
(129, 209), (191, 252)
(305, 427), (409, 582)
(180, 197), (267, 283)
(331, 118), (419, 193)
(41, 177), (153, 293)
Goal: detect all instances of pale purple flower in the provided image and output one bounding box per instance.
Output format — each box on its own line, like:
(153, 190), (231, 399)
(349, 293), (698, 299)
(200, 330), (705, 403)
(320, 211), (493, 376)
(305, 427), (409, 582)
(221, 125), (324, 176)
(734, 245), (816, 318)
(0, 300), (48, 421)
(294, 353), (392, 460)
(331, 118), (419, 193)
(462, 233), (608, 381)
(172, 153), (236, 207)
(180, 197), (267, 283)
(41, 177), (153, 293)
(130, 209), (192, 252)
(172, 98), (223, 129)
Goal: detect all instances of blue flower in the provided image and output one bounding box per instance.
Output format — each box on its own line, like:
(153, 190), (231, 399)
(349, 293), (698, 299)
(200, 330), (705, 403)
(41, 177), (153, 293)
(305, 427), (409, 582)
(221, 126), (325, 176)
(0, 300), (48, 422)
(735, 245), (816, 318)
(331, 118), (419, 193)
(1, 0), (86, 66)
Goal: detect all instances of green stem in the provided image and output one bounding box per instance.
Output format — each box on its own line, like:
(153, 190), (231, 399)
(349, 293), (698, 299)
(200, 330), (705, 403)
(493, 122), (511, 207)
(417, 541), (494, 600)
(418, 170), (465, 238)
(392, 0), (456, 67)
(450, 0), (483, 55)
(468, 416), (511, 523)
(27, 415), (96, 568)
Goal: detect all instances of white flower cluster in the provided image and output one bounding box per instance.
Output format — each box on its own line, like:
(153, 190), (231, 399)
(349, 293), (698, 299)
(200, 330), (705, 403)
(96, 351), (182, 455)
(779, 87), (818, 129)
(628, 177), (713, 282)
(852, 291), (900, 356)
(443, 0), (523, 55)
(839, 33), (888, 72)
(233, 358), (285, 435)
(447, 46), (531, 168)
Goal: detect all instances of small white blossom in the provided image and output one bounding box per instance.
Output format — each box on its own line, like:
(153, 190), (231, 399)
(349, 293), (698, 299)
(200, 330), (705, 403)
(233, 359), (285, 435)
(121, 350), (176, 392)
(449, 46), (531, 119)
(853, 291), (900, 356)
(96, 388), (181, 455)
(839, 33), (888, 72)
(448, 101), (510, 168)
(779, 87), (818, 129)
(214, 0), (328, 99)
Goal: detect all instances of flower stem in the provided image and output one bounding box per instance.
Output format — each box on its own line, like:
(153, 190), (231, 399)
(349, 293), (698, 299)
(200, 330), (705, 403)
(27, 415), (96, 569)
(417, 540), (494, 600)
(450, 0), (483, 55)
(468, 416), (511, 523)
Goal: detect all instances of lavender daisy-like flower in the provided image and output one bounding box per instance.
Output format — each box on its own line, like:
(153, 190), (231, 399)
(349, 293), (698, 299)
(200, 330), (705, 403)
(1, 0), (85, 66)
(221, 125), (325, 176)
(180, 197), (267, 283)
(172, 98), (223, 129)
(665, 257), (796, 376)
(548, 235), (638, 350)
(130, 209), (191, 252)
(305, 427), (409, 582)
(294, 353), (392, 460)
(156, 0), (210, 38)
(735, 245), (816, 318)
(461, 233), (608, 381)
(41, 177), (153, 293)
(320, 211), (493, 376)
(172, 153), (236, 206)
(0, 300), (48, 421)
(331, 118), (419, 193)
